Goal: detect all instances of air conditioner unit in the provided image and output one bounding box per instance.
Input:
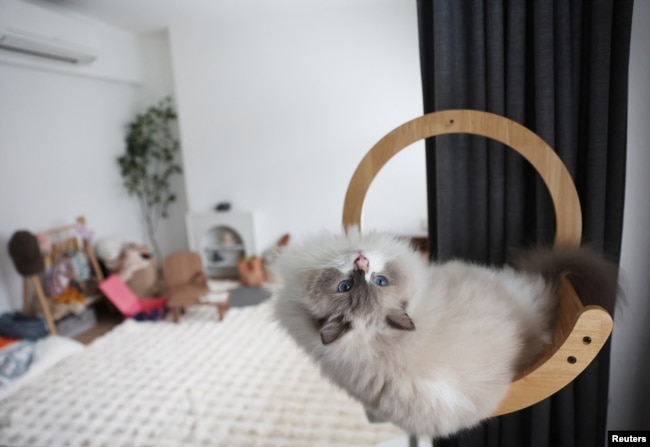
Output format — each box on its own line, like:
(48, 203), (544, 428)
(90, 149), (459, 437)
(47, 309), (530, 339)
(0, 28), (96, 65)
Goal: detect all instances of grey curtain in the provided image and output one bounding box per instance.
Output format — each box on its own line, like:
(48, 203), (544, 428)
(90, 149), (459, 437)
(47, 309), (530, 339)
(417, 1), (633, 446)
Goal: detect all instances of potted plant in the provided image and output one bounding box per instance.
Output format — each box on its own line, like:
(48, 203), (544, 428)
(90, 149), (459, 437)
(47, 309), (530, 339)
(117, 96), (182, 265)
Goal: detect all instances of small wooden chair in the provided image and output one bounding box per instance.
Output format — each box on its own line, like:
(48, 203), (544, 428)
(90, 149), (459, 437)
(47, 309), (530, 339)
(163, 251), (229, 322)
(343, 110), (614, 415)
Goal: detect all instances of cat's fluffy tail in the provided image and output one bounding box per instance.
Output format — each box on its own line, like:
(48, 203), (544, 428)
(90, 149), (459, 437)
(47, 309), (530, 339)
(511, 245), (621, 313)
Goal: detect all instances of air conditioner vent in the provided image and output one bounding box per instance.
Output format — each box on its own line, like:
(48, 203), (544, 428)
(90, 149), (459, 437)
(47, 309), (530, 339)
(0, 29), (96, 65)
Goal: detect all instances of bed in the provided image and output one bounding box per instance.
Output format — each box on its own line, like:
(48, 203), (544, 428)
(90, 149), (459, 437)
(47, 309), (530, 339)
(0, 300), (404, 447)
(0, 335), (84, 402)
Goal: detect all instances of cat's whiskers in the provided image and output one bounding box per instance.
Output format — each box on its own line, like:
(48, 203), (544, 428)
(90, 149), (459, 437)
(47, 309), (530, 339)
(293, 265), (329, 274)
(296, 245), (345, 260)
(290, 248), (354, 272)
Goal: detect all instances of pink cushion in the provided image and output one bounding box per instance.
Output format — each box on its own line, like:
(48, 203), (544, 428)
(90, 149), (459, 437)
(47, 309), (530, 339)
(99, 275), (167, 318)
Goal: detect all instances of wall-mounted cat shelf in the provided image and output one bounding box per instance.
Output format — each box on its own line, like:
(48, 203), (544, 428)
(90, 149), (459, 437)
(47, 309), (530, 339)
(342, 109), (614, 415)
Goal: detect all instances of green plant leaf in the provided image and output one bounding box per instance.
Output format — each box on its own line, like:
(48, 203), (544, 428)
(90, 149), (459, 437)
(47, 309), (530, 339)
(117, 96), (183, 263)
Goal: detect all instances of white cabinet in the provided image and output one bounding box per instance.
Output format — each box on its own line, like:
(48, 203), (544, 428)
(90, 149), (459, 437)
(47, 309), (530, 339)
(186, 212), (257, 279)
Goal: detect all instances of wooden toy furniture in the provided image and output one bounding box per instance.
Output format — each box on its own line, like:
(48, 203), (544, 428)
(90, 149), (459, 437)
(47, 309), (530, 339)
(164, 251), (230, 322)
(20, 216), (104, 335)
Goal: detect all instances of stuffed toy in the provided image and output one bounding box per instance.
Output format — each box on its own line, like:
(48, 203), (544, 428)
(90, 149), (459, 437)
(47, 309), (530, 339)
(95, 236), (124, 272)
(237, 256), (266, 287)
(261, 233), (290, 284)
(117, 246), (151, 282)
(95, 237), (160, 297)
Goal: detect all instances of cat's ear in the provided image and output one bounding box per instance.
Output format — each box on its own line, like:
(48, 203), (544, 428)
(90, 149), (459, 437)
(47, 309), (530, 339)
(386, 309), (415, 331)
(319, 315), (351, 345)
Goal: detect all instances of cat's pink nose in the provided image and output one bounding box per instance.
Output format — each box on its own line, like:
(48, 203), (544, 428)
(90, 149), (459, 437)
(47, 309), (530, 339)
(355, 254), (369, 273)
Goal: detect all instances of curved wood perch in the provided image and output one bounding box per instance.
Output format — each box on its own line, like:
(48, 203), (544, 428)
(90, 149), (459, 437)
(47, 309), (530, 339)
(342, 110), (613, 415)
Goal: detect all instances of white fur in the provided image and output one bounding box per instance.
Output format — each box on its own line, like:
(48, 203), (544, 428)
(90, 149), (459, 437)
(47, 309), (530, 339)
(273, 231), (556, 438)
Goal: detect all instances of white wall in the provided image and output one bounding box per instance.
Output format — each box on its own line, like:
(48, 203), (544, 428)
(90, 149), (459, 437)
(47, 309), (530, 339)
(0, 0), (425, 313)
(138, 30), (189, 255)
(0, 64), (141, 312)
(607, 0), (650, 431)
(169, 0), (427, 252)
(0, 1), (180, 313)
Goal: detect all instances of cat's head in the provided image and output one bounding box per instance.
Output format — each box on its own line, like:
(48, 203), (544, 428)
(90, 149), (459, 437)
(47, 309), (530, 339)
(275, 230), (427, 346)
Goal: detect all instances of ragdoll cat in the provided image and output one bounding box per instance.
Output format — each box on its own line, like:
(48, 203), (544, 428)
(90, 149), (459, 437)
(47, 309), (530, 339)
(272, 230), (618, 438)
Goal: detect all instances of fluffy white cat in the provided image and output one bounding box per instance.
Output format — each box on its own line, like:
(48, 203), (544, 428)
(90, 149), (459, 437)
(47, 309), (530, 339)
(272, 230), (617, 438)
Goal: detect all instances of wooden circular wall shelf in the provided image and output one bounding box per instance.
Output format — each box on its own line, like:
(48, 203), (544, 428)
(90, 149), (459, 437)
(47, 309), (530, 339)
(342, 110), (614, 415)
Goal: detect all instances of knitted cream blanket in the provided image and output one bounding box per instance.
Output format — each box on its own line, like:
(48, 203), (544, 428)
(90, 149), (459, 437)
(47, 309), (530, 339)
(0, 301), (402, 447)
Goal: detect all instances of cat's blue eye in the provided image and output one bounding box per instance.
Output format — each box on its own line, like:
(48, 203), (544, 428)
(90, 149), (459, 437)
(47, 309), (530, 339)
(337, 279), (353, 293)
(373, 275), (388, 287)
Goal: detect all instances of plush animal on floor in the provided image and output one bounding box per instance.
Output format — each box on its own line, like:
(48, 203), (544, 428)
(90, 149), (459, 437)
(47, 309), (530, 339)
(95, 237), (160, 297)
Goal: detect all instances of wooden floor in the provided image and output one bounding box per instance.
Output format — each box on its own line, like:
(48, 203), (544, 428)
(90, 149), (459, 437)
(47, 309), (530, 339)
(70, 285), (270, 345)
(73, 314), (122, 345)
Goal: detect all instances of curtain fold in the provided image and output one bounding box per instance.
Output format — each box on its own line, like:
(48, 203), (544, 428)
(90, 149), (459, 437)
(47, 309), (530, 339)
(417, 1), (634, 445)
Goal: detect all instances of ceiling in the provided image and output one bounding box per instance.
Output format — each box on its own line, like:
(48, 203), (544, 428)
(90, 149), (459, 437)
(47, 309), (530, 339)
(28, 0), (383, 33)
